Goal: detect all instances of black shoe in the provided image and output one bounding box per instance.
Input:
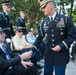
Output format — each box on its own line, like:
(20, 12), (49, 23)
(71, 57), (75, 61)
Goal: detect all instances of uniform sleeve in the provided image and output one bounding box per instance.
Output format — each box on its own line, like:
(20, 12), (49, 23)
(59, 16), (76, 50)
(0, 14), (3, 21)
(0, 14), (3, 28)
(31, 22), (44, 53)
(10, 23), (15, 36)
(16, 18), (21, 27)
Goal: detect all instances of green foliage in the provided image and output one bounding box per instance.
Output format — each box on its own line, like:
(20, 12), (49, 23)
(9, 0), (44, 30)
(0, 0), (76, 30)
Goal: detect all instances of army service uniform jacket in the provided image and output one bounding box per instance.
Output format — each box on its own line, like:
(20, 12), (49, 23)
(0, 12), (15, 39)
(16, 17), (27, 34)
(33, 13), (76, 66)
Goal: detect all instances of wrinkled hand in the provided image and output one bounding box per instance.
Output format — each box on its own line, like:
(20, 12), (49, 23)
(21, 61), (33, 68)
(29, 44), (33, 48)
(52, 45), (61, 52)
(20, 51), (33, 60)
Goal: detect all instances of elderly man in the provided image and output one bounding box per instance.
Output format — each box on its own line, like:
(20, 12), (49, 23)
(12, 27), (32, 51)
(12, 27), (42, 74)
(32, 0), (76, 75)
(0, 27), (38, 75)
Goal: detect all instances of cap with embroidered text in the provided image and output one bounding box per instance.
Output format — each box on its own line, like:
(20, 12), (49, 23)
(16, 27), (23, 31)
(38, 0), (53, 10)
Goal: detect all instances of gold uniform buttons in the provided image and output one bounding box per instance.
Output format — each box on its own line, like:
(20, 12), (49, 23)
(60, 29), (62, 30)
(52, 30), (54, 32)
(52, 34), (54, 36)
(52, 39), (54, 42)
(52, 44), (55, 46)
(61, 32), (63, 35)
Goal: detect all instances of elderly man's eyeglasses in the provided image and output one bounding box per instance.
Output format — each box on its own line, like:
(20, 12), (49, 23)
(18, 30), (23, 33)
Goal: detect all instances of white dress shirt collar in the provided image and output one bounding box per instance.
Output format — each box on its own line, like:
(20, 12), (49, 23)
(21, 17), (24, 19)
(48, 12), (56, 21)
(0, 43), (4, 49)
(4, 12), (9, 15)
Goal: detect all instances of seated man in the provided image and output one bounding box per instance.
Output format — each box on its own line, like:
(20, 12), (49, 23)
(26, 30), (36, 44)
(12, 27), (41, 69)
(12, 27), (32, 52)
(0, 27), (38, 75)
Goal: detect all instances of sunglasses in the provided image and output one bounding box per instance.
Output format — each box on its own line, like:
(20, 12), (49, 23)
(18, 30), (23, 33)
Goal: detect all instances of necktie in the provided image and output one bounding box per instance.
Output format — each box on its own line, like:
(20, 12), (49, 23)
(2, 45), (16, 69)
(2, 45), (12, 59)
(51, 17), (53, 22)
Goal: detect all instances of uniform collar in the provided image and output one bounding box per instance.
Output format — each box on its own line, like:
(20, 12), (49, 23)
(21, 17), (24, 19)
(48, 12), (56, 21)
(4, 12), (9, 15)
(0, 43), (3, 49)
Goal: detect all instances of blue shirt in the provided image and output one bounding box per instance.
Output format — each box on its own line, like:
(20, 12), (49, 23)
(26, 34), (36, 44)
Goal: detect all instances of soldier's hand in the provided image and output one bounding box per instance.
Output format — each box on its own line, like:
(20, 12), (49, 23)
(20, 51), (33, 60)
(52, 45), (61, 52)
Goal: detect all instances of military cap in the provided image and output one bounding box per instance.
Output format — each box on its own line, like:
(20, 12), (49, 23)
(16, 27), (23, 31)
(20, 10), (26, 14)
(38, 0), (53, 10)
(1, 0), (10, 8)
(28, 29), (34, 33)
